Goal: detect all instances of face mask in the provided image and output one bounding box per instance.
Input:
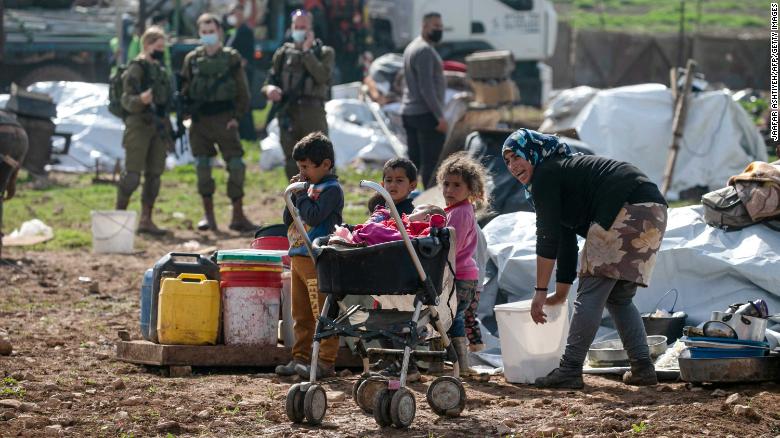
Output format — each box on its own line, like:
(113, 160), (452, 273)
(227, 15), (237, 27)
(428, 29), (443, 43)
(200, 33), (218, 46)
(292, 29), (307, 44)
(151, 50), (165, 62)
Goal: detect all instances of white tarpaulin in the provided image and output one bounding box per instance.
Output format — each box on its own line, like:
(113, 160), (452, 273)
(548, 84), (767, 200)
(26, 81), (126, 173)
(482, 206), (780, 326)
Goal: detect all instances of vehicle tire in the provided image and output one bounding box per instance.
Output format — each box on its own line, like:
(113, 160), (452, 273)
(20, 64), (86, 87)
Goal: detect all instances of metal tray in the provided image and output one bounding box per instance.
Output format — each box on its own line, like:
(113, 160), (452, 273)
(679, 356), (780, 383)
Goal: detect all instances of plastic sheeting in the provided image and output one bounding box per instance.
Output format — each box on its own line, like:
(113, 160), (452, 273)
(554, 84), (767, 200)
(478, 206), (780, 328)
(259, 98), (401, 170)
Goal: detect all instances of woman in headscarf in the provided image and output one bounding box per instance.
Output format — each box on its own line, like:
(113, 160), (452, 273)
(502, 129), (668, 389)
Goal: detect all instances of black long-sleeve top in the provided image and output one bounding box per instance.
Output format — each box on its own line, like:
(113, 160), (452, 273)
(531, 155), (667, 284)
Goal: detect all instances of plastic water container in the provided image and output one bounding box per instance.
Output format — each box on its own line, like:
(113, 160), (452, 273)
(157, 273), (221, 345)
(91, 210), (137, 254)
(149, 253), (220, 343)
(139, 269), (153, 341)
(222, 279), (281, 345)
(495, 299), (570, 384)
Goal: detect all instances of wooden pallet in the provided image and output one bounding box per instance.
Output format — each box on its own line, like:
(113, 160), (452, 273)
(115, 341), (362, 370)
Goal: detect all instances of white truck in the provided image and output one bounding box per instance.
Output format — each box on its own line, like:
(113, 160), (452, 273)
(367, 0), (558, 106)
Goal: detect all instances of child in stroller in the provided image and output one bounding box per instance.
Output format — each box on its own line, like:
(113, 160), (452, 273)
(283, 179), (467, 429)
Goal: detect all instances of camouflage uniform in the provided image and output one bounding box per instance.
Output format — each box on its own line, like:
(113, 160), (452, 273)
(182, 45), (255, 232)
(263, 41), (333, 179)
(117, 56), (174, 210)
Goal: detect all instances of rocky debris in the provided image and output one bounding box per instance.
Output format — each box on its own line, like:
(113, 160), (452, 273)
(110, 378), (126, 390)
(725, 393), (741, 406)
(197, 409), (212, 420)
(0, 399), (22, 409)
(95, 352), (110, 361)
(10, 371), (25, 381)
(733, 405), (759, 419)
(496, 422), (512, 435)
(711, 389), (727, 397)
(1, 410), (16, 420)
(44, 425), (63, 436)
(19, 402), (38, 412)
(120, 396), (143, 406)
(499, 399), (521, 407)
(117, 330), (131, 341)
(53, 414), (75, 426)
(338, 369), (352, 378)
(327, 391), (346, 403)
(320, 421), (339, 429)
(0, 337), (12, 356)
(656, 385), (673, 392)
(45, 339), (65, 348)
(156, 420), (181, 433)
(538, 426), (564, 437)
(114, 411), (130, 421)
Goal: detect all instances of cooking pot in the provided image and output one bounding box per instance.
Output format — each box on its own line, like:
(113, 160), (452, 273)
(587, 335), (668, 368)
(710, 311), (767, 342)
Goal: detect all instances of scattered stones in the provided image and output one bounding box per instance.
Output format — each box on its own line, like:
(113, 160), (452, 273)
(0, 338), (12, 356)
(320, 421), (339, 429)
(110, 379), (126, 390)
(10, 371), (25, 381)
(85, 389), (97, 395)
(711, 389), (727, 397)
(338, 369), (352, 378)
(120, 396), (143, 406)
(114, 411), (130, 421)
(656, 385), (673, 392)
(19, 402), (38, 412)
(87, 281), (101, 294)
(0, 399), (22, 409)
(538, 426), (563, 437)
(117, 330), (131, 341)
(196, 409), (212, 420)
(95, 352), (110, 361)
(45, 339), (65, 348)
(44, 424), (63, 436)
(496, 423), (512, 435)
(733, 405), (759, 419)
(327, 391), (346, 403)
(542, 398), (553, 405)
(499, 399), (521, 407)
(724, 393), (741, 406)
(54, 414), (75, 426)
(156, 420), (180, 433)
(1, 410), (16, 420)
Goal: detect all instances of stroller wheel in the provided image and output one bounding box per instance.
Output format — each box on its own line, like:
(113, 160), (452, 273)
(389, 387), (416, 428)
(352, 374), (368, 405)
(285, 383), (305, 423)
(373, 388), (393, 427)
(303, 384), (328, 425)
(427, 376), (466, 417)
(356, 376), (386, 414)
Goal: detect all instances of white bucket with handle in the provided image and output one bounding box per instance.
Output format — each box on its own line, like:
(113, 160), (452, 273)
(91, 210), (137, 254)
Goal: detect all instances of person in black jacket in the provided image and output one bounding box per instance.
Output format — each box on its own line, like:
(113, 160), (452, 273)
(502, 129), (668, 389)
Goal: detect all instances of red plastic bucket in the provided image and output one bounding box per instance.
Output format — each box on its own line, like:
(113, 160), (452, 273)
(221, 279), (282, 289)
(251, 237), (289, 251)
(220, 270), (282, 287)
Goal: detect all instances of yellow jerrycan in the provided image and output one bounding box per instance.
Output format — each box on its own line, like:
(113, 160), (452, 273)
(157, 273), (220, 345)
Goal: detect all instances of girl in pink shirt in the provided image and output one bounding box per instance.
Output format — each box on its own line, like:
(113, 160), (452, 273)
(437, 152), (488, 375)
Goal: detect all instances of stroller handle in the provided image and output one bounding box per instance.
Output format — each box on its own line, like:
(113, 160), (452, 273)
(360, 180), (428, 283)
(284, 182), (316, 261)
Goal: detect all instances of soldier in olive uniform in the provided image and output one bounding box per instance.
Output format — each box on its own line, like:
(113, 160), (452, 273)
(0, 110), (29, 259)
(182, 13), (257, 232)
(262, 9), (334, 179)
(116, 26), (173, 235)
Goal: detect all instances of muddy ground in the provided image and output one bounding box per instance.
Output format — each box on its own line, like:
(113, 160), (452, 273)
(2, 231), (780, 438)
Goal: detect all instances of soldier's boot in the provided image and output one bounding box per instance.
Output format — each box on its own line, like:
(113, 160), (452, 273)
(452, 337), (477, 376)
(137, 203), (168, 236)
(197, 196), (218, 232)
(115, 193), (131, 210)
(229, 198), (258, 233)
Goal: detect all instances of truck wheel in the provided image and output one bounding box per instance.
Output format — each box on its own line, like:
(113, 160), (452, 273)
(20, 65), (86, 87)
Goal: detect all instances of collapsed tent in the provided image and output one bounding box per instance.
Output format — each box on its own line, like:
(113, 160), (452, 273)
(540, 84), (767, 200)
(477, 206), (780, 336)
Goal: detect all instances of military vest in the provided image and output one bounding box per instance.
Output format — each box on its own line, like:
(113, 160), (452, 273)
(187, 47), (240, 103)
(275, 42), (330, 101)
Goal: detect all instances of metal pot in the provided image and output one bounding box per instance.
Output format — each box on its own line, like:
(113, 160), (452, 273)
(710, 311), (767, 342)
(587, 335), (668, 368)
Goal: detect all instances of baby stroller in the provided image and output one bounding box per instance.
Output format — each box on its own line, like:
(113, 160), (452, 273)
(283, 180), (467, 428)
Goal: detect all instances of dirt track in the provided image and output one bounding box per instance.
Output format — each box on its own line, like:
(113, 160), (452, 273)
(2, 233), (780, 437)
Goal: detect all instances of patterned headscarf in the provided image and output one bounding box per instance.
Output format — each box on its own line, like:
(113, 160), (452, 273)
(502, 129), (576, 207)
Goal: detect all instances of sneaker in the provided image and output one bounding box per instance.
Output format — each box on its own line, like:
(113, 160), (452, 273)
(534, 367), (584, 389)
(275, 359), (304, 376)
(623, 362), (658, 386)
(380, 361), (420, 383)
(295, 361), (336, 380)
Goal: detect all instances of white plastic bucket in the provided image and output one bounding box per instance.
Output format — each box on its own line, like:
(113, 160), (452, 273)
(91, 210), (137, 254)
(223, 286), (281, 345)
(495, 299), (570, 384)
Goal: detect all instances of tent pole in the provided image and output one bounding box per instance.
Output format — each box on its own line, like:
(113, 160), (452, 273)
(661, 58), (696, 197)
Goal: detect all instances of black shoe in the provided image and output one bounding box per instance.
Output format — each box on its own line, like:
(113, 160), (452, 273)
(623, 361), (658, 386)
(295, 361), (336, 380)
(275, 360), (304, 376)
(534, 367), (584, 389)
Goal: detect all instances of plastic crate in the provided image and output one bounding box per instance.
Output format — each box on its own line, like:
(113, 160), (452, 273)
(689, 347), (767, 359)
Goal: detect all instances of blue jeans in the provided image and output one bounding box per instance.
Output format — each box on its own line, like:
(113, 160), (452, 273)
(449, 280), (477, 338)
